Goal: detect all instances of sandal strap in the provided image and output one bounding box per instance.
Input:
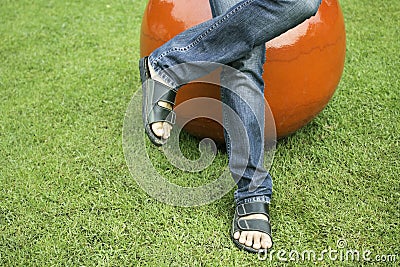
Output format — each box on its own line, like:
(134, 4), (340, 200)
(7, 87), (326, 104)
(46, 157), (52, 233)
(238, 218), (271, 235)
(146, 79), (177, 106)
(236, 202), (270, 219)
(148, 104), (176, 124)
(144, 78), (177, 125)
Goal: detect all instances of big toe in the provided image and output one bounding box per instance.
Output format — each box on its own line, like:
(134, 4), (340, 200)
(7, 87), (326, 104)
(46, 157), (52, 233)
(261, 233), (272, 249)
(151, 122), (164, 137)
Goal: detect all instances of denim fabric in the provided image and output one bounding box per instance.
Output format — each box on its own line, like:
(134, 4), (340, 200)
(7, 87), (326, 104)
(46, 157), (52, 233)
(209, 0), (272, 205)
(147, 0), (321, 204)
(149, 0), (321, 87)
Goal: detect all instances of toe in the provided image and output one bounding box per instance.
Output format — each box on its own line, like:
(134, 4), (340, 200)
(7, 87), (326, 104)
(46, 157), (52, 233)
(261, 233), (272, 249)
(162, 123), (172, 139)
(151, 122), (164, 137)
(239, 231), (247, 244)
(245, 232), (254, 247)
(252, 232), (262, 250)
(233, 231), (240, 240)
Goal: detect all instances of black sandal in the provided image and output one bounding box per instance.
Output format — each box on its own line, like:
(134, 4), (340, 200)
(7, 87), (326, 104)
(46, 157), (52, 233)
(139, 56), (177, 146)
(231, 202), (273, 253)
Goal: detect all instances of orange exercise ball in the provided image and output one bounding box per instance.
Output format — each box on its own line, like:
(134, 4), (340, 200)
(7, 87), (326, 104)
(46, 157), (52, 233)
(140, 0), (346, 143)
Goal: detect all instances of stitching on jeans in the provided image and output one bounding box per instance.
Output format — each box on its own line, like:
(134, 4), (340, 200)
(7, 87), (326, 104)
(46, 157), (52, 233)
(221, 88), (232, 158)
(153, 0), (255, 63)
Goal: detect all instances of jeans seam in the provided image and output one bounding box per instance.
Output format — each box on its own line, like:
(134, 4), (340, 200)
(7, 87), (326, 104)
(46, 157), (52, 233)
(221, 88), (231, 158)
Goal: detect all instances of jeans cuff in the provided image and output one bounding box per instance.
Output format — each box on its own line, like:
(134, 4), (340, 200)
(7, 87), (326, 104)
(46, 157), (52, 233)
(148, 56), (179, 89)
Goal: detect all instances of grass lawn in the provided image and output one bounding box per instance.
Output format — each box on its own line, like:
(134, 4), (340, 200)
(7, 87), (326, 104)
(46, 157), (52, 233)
(0, 0), (398, 266)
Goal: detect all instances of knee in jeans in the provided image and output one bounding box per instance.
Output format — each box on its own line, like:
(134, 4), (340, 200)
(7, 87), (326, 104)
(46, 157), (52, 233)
(284, 0), (321, 18)
(303, 0), (322, 16)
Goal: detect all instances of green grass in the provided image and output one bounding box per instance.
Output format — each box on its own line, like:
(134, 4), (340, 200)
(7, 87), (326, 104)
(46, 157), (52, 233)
(0, 0), (399, 266)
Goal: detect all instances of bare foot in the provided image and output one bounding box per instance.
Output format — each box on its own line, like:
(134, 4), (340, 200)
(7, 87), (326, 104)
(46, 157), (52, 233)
(233, 214), (273, 250)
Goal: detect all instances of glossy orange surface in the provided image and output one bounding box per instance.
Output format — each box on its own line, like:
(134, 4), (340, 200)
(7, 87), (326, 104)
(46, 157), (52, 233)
(140, 0), (346, 142)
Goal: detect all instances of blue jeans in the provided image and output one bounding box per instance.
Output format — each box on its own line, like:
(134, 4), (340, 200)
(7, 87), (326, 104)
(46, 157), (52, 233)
(147, 0), (321, 205)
